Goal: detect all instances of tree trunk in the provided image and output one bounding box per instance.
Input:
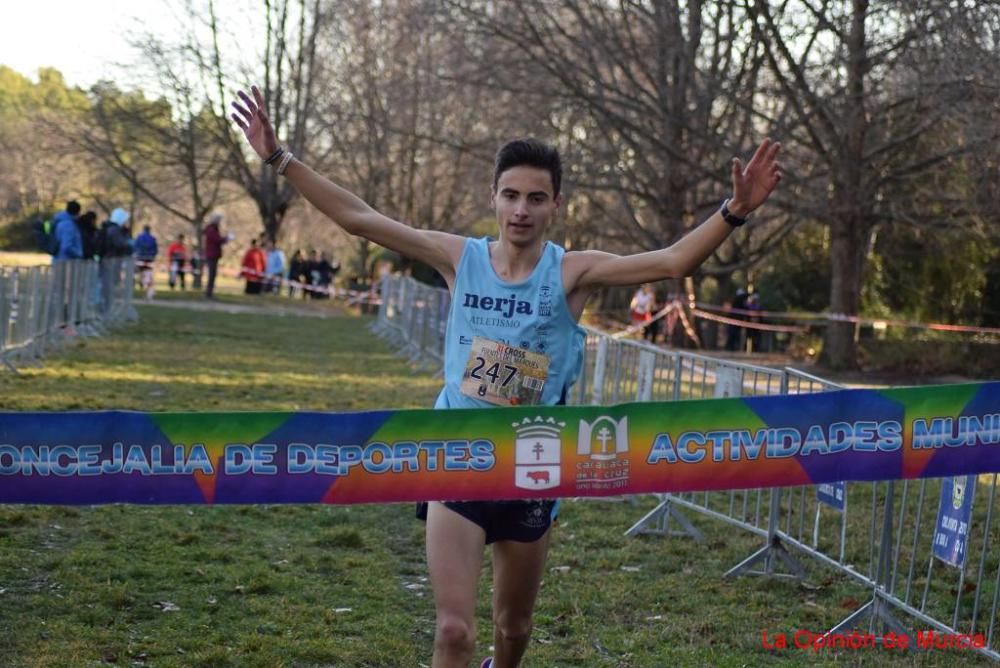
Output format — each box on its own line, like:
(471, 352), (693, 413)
(822, 0), (870, 370)
(822, 218), (867, 369)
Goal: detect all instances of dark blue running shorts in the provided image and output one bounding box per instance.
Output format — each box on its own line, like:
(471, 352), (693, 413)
(416, 499), (559, 544)
(417, 387), (567, 544)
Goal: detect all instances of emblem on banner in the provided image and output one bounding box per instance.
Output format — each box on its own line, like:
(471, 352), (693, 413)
(578, 416), (629, 460)
(512, 416), (564, 491)
(575, 416), (630, 491)
(952, 476), (967, 510)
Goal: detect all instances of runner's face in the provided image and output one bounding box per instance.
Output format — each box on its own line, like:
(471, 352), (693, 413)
(491, 166), (561, 248)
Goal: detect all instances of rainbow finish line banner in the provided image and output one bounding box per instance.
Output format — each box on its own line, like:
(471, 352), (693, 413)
(1, 382), (998, 505)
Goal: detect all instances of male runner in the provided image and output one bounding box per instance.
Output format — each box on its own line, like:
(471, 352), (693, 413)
(231, 85), (781, 668)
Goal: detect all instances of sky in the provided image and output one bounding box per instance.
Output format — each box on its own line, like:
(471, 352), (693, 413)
(4, 0), (259, 91)
(4, 1), (169, 88)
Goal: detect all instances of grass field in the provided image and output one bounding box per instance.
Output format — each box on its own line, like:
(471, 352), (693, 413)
(0, 305), (994, 666)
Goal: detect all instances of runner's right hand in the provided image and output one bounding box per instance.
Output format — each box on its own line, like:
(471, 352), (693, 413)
(230, 85), (280, 161)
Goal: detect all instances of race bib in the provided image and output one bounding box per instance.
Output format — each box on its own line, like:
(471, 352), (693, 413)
(460, 337), (549, 406)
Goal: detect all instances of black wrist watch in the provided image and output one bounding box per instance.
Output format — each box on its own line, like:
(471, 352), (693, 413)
(721, 198), (749, 227)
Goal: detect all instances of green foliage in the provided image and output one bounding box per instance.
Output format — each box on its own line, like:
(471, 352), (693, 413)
(872, 225), (997, 325)
(90, 82), (178, 169)
(0, 67), (34, 113)
(752, 219), (998, 337)
(0, 210), (51, 251)
(0, 66), (89, 115)
(983, 262), (1000, 327)
(0, 66), (100, 240)
(754, 222), (831, 312)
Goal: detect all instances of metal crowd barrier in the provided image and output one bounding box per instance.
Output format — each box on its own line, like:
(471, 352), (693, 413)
(372, 274), (1000, 659)
(371, 275), (448, 370)
(0, 258), (136, 371)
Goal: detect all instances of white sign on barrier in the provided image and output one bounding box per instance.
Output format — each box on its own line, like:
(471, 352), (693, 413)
(591, 337), (608, 405)
(636, 350), (656, 401)
(713, 366), (743, 398)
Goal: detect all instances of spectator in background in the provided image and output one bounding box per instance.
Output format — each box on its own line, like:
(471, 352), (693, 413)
(97, 208), (132, 314)
(306, 249), (322, 298)
(134, 225), (158, 264)
(629, 283), (655, 337)
(52, 200), (83, 262)
(189, 249), (203, 289)
(311, 251), (339, 299)
(287, 249), (306, 298)
(134, 225), (159, 299)
(166, 234), (189, 290)
(202, 213), (229, 299)
(330, 256), (341, 297)
(72, 210), (101, 317)
(746, 291), (762, 352)
(644, 289), (661, 343)
(726, 287), (749, 351)
(264, 239), (286, 293)
(240, 238), (267, 295)
(97, 209), (133, 259)
(76, 211), (99, 260)
(304, 249), (321, 298)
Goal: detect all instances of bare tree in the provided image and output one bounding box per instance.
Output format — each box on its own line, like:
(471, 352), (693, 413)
(311, 0), (510, 277)
(748, 0), (1000, 369)
(202, 0), (326, 242)
(70, 31), (231, 255)
(447, 0), (791, 298)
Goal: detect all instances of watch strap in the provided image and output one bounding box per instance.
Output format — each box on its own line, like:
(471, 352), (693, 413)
(721, 198), (749, 227)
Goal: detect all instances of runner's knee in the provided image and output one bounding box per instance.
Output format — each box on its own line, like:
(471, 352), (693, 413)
(435, 615), (476, 654)
(493, 610), (533, 643)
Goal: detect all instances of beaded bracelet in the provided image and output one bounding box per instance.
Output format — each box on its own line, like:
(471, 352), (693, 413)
(276, 151), (295, 175)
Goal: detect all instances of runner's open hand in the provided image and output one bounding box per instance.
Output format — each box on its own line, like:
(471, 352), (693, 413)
(230, 85), (279, 161)
(729, 138), (782, 217)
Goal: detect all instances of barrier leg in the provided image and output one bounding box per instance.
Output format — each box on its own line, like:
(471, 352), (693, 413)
(724, 488), (806, 579)
(1, 350), (17, 373)
(625, 494), (705, 544)
(826, 480), (912, 642)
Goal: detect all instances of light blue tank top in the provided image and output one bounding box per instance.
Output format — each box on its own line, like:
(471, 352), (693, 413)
(435, 237), (585, 409)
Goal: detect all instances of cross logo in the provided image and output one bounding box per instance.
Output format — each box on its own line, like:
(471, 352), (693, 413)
(578, 416), (629, 461)
(596, 427), (613, 455)
(512, 416), (564, 491)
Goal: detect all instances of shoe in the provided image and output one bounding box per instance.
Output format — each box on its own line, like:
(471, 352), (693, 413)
(479, 658), (493, 668)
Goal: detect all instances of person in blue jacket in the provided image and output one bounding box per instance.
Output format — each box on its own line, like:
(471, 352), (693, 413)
(134, 225), (158, 263)
(133, 225), (159, 298)
(232, 85), (782, 668)
(51, 200), (83, 262)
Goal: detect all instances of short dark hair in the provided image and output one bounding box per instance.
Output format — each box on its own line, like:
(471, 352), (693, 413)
(493, 138), (562, 197)
(66, 200), (81, 215)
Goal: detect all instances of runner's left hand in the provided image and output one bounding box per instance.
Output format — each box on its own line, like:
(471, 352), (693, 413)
(729, 138), (782, 217)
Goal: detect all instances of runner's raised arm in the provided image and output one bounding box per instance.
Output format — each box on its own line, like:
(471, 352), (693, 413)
(230, 85), (464, 285)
